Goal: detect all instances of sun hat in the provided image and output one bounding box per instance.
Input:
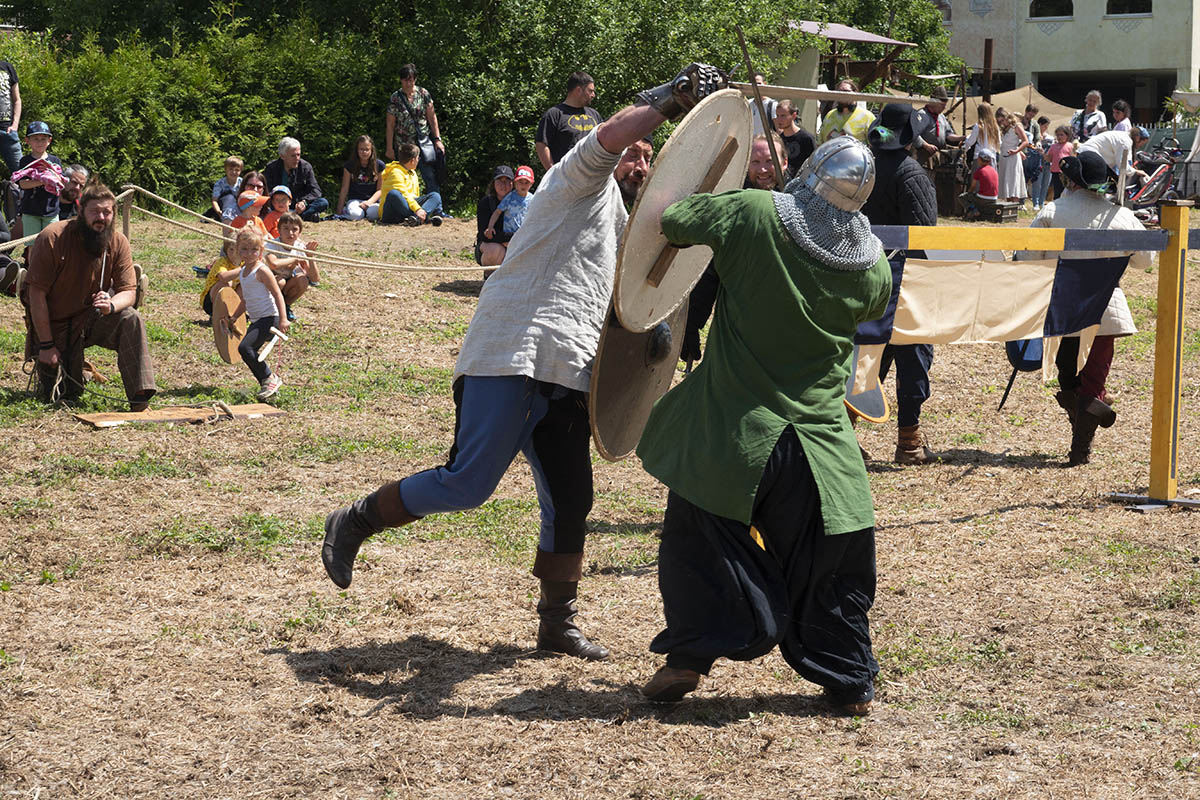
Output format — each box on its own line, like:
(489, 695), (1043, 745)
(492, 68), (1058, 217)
(492, 165), (515, 180)
(514, 165), (535, 183)
(867, 103), (921, 151)
(1060, 151), (1117, 193)
(26, 121), (51, 137)
(270, 184), (292, 199)
(237, 190), (268, 211)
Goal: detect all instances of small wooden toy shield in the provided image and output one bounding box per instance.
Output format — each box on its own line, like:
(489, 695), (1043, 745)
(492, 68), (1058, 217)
(613, 88), (752, 333)
(589, 300), (688, 461)
(212, 286), (246, 364)
(844, 344), (890, 424)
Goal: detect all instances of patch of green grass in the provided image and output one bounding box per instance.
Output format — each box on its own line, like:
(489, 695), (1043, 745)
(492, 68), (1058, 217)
(137, 513), (323, 556)
(877, 627), (1011, 677)
(0, 327), (26, 351)
(1156, 570), (1200, 609)
(955, 432), (983, 445)
(4, 496), (51, 518)
(279, 590), (361, 638)
(145, 320), (187, 348)
(384, 498), (539, 565)
(285, 431), (430, 464)
(0, 388), (47, 429)
(29, 450), (183, 485)
(285, 363), (452, 411)
(942, 705), (1028, 730)
(413, 318), (470, 342)
(0, 648), (15, 668)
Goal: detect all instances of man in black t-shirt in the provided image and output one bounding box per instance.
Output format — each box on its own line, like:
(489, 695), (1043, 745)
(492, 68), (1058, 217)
(535, 71), (603, 170)
(772, 100), (816, 180)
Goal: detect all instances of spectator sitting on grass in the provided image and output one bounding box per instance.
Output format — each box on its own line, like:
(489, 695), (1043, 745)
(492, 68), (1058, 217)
(476, 165), (514, 270)
(378, 143), (442, 226)
(484, 165), (533, 241)
(208, 156), (242, 222)
(265, 210), (319, 322)
(261, 137), (329, 222)
(336, 134), (384, 221)
(263, 185), (291, 239)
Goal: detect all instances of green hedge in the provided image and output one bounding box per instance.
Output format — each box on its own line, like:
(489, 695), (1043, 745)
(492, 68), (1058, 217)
(2, 1), (959, 211)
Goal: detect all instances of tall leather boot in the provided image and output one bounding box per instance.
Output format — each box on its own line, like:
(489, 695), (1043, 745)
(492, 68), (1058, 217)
(895, 424), (935, 465)
(1055, 388), (1078, 426)
(537, 579), (610, 661)
(1068, 396), (1105, 466)
(322, 481), (418, 588)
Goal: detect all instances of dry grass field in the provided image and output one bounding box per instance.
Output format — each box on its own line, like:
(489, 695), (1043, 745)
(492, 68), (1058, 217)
(1, 211), (1199, 799)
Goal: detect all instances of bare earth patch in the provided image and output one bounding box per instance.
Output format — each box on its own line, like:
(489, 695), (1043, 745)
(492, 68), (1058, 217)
(1, 215), (1199, 798)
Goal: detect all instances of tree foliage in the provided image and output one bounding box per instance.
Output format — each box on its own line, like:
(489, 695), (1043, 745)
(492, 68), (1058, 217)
(3, 0), (959, 209)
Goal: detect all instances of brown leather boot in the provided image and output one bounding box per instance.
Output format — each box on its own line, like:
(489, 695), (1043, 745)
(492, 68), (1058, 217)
(895, 424), (935, 465)
(1068, 397), (1103, 466)
(321, 481), (418, 588)
(641, 666), (702, 702)
(1082, 395), (1116, 428)
(536, 579), (610, 661)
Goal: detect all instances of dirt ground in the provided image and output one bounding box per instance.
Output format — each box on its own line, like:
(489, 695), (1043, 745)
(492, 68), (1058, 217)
(1, 210), (1199, 799)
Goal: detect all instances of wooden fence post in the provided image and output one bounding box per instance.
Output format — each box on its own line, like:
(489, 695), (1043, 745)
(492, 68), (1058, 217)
(1148, 200), (1191, 502)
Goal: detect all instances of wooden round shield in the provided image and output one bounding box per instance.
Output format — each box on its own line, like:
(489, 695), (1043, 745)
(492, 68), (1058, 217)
(613, 88), (751, 333)
(590, 300), (688, 461)
(212, 286), (246, 364)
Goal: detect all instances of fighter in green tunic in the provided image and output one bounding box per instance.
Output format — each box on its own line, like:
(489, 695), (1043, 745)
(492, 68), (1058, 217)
(636, 137), (892, 714)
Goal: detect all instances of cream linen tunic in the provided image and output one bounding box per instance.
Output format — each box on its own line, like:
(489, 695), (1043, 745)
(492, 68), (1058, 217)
(454, 130), (625, 391)
(1022, 188), (1150, 336)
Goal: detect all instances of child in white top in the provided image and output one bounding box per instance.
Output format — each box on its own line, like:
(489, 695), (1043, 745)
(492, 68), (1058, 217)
(214, 227), (290, 399)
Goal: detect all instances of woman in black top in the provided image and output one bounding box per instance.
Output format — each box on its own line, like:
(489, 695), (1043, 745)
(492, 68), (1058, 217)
(476, 165), (514, 276)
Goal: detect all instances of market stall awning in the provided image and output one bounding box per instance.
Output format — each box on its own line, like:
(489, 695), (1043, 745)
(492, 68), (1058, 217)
(789, 20), (914, 48)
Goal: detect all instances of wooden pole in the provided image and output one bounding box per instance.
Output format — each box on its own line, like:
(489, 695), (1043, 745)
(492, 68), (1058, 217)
(1148, 200), (1191, 501)
(736, 26), (785, 190)
(983, 39), (993, 104)
(122, 193), (132, 242)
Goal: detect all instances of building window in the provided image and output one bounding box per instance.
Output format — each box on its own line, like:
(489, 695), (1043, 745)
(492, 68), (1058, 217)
(1107, 0), (1150, 13)
(935, 0), (952, 23)
(1029, 0), (1072, 17)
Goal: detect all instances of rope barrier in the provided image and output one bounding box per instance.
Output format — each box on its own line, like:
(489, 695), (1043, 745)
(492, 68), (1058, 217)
(121, 184), (485, 274)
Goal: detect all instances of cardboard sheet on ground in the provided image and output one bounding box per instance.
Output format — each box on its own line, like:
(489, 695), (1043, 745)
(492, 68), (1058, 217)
(74, 403), (286, 429)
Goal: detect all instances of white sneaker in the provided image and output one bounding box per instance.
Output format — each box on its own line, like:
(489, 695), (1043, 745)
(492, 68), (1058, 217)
(257, 373), (283, 400)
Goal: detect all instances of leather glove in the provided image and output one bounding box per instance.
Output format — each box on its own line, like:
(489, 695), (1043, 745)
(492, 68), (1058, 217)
(637, 63), (729, 121)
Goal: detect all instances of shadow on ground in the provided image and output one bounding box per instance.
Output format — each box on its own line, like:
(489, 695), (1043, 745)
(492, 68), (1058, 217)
(270, 634), (834, 726)
(432, 279), (483, 297)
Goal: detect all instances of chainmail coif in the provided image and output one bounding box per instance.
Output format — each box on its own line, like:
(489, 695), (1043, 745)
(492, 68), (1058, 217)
(772, 182), (882, 271)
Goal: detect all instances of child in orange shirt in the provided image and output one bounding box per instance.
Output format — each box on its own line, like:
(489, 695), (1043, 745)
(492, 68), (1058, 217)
(263, 185), (291, 238)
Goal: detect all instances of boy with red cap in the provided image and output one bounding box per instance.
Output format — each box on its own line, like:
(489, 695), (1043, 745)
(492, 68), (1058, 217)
(484, 165), (535, 241)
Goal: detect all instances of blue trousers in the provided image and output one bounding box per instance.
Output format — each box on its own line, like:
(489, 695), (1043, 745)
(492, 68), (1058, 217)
(298, 197), (329, 221)
(1031, 161), (1053, 208)
(418, 159), (441, 197)
(380, 189), (442, 224)
(400, 375), (593, 556)
(0, 129), (20, 174)
(878, 343), (934, 428)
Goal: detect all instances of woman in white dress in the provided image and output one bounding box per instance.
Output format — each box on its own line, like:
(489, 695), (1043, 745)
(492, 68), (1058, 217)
(963, 102), (1001, 168)
(996, 107), (1029, 202)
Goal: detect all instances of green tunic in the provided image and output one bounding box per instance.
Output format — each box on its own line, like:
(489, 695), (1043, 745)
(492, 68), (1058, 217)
(636, 189), (892, 534)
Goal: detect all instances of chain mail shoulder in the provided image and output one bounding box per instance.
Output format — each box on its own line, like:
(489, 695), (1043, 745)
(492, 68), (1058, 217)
(772, 184), (882, 271)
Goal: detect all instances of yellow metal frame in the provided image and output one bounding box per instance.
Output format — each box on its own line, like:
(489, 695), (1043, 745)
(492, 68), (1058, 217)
(1149, 204), (1190, 501)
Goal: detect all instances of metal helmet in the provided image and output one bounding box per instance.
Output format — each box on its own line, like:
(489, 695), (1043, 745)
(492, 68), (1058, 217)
(797, 136), (876, 212)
